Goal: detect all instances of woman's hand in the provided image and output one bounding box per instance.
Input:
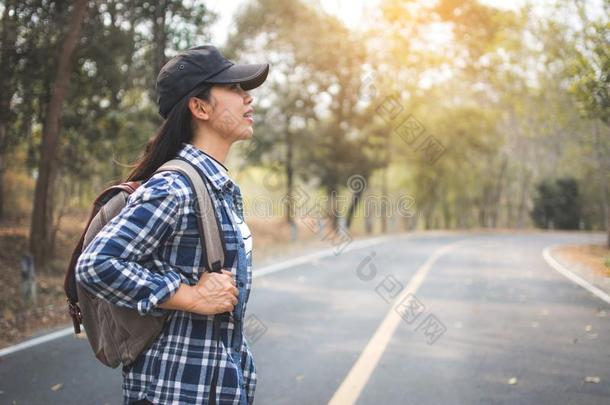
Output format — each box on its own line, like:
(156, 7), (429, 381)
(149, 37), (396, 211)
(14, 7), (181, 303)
(157, 269), (239, 315)
(187, 269), (239, 316)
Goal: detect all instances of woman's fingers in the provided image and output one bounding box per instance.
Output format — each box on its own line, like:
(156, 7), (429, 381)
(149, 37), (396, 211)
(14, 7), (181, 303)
(223, 297), (237, 312)
(221, 269), (237, 286)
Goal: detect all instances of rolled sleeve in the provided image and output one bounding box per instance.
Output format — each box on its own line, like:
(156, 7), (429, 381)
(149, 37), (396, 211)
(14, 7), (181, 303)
(138, 269), (182, 316)
(75, 172), (186, 315)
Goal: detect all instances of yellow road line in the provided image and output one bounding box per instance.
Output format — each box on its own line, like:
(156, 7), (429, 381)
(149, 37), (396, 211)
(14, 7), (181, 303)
(328, 240), (469, 405)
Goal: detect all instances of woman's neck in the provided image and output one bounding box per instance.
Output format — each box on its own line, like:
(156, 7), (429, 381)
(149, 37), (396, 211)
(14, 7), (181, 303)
(191, 130), (231, 165)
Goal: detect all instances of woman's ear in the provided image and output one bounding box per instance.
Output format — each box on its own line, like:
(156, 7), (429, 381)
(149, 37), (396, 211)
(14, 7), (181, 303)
(188, 97), (211, 121)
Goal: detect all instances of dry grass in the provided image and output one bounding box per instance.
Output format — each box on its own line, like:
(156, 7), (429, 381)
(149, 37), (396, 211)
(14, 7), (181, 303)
(248, 217), (339, 264)
(555, 243), (610, 277)
(0, 210), (88, 348)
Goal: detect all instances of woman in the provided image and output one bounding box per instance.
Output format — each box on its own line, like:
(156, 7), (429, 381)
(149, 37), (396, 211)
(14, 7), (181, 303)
(76, 45), (269, 405)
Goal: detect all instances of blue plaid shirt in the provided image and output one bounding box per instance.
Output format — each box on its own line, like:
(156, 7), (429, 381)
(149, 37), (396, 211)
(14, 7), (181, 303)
(76, 143), (256, 405)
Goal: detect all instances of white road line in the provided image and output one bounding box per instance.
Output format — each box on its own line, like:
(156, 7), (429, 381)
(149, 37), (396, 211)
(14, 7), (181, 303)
(0, 233), (408, 358)
(328, 239), (470, 405)
(542, 246), (610, 304)
(0, 327), (75, 357)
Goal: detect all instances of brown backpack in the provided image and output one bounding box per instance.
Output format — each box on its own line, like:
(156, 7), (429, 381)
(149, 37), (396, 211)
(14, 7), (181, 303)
(63, 158), (227, 369)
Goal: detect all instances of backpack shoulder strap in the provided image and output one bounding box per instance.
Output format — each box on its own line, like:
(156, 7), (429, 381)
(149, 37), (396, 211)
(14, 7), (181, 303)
(155, 158), (226, 274)
(154, 160), (229, 405)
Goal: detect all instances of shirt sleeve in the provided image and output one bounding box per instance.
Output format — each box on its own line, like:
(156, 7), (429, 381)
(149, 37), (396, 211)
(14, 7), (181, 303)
(75, 172), (186, 316)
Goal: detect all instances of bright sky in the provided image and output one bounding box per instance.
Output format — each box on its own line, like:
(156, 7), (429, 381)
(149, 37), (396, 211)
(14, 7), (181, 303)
(206, 0), (527, 47)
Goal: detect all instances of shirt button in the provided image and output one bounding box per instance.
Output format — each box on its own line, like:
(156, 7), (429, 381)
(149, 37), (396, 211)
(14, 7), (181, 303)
(238, 281), (244, 287)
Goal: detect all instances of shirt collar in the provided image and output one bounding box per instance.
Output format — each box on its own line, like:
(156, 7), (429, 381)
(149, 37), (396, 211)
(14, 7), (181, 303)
(177, 142), (234, 192)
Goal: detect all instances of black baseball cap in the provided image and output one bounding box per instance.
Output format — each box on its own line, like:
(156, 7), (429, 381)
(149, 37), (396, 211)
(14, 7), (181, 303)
(156, 45), (270, 119)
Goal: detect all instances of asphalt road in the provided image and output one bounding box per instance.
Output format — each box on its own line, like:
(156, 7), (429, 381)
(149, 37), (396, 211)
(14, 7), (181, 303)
(1, 231), (608, 405)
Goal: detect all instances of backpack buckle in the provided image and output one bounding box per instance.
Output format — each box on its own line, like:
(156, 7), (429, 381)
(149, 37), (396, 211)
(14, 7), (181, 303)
(68, 300), (82, 334)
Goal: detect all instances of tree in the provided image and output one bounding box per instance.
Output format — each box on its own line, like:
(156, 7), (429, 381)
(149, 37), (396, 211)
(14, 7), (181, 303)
(563, 0), (610, 245)
(0, 0), (18, 221)
(554, 177), (582, 229)
(228, 0), (386, 234)
(21, 0), (217, 269)
(29, 0), (88, 268)
(532, 177), (582, 230)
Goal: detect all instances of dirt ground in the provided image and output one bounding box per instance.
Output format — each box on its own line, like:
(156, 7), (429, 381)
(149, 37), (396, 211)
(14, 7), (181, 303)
(555, 243), (610, 278)
(0, 214), (364, 349)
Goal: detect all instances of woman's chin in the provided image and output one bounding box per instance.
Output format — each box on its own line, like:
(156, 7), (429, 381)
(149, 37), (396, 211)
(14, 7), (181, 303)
(240, 126), (254, 140)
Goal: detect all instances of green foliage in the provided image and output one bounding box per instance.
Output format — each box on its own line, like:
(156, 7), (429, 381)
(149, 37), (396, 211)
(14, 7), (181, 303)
(227, 0), (385, 198)
(1, 0), (218, 209)
(0, 0), (607, 241)
(532, 177), (582, 230)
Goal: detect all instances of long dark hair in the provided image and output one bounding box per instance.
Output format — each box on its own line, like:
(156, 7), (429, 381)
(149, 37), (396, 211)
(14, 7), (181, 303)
(126, 84), (213, 182)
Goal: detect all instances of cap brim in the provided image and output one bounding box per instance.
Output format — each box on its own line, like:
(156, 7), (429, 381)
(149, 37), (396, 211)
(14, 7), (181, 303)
(205, 63), (269, 90)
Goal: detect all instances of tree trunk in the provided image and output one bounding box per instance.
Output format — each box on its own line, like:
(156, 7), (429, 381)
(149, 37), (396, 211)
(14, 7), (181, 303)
(0, 0), (18, 222)
(346, 187), (364, 229)
(442, 196), (451, 229)
(491, 156), (508, 228)
(516, 166), (531, 229)
(380, 167), (388, 233)
(0, 155), (5, 221)
(152, 0), (168, 74)
(589, 120), (610, 247)
(29, 0), (88, 269)
(284, 124), (297, 241)
(364, 196), (373, 234)
(506, 183), (515, 228)
(423, 202), (435, 230)
(380, 130), (391, 233)
(476, 192), (487, 228)
(327, 188), (339, 231)
(346, 174), (367, 229)
(455, 197), (467, 229)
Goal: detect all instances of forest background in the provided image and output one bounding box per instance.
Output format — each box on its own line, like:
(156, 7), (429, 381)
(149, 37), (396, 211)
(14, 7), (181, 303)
(0, 0), (608, 346)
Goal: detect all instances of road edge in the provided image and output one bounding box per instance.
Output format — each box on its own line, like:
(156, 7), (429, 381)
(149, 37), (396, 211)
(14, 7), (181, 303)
(542, 245), (610, 305)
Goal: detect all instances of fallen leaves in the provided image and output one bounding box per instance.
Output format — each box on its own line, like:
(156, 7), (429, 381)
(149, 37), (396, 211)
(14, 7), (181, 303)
(2, 309), (15, 323)
(50, 383), (63, 391)
(555, 244), (610, 278)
